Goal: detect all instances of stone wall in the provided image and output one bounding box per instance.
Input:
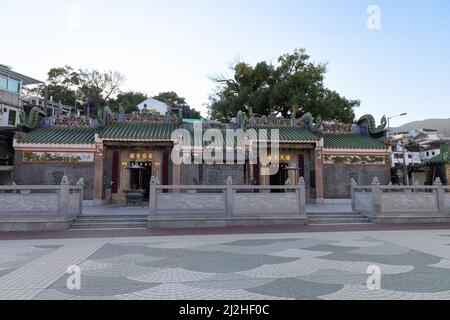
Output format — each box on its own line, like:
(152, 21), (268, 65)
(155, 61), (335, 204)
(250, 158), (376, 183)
(13, 151), (94, 200)
(181, 164), (245, 185)
(323, 164), (391, 199)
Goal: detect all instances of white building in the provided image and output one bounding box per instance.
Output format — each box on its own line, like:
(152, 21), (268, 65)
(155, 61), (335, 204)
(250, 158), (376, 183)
(0, 67), (41, 127)
(22, 95), (81, 117)
(137, 97), (169, 115)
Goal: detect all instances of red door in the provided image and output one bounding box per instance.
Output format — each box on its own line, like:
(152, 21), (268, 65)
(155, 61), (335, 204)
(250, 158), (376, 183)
(298, 154), (305, 178)
(112, 151), (119, 194)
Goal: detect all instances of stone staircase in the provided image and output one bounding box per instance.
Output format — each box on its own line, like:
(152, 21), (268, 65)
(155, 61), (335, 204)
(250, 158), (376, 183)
(70, 215), (148, 230)
(307, 211), (372, 225)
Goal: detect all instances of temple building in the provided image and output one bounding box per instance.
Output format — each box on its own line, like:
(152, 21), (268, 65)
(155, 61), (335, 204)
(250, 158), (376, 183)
(11, 108), (391, 205)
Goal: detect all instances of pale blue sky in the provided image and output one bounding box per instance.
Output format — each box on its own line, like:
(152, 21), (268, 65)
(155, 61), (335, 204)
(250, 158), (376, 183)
(2, 0), (449, 126)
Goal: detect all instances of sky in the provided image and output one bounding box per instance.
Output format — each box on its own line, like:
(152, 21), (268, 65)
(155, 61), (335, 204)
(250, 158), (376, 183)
(1, 0), (450, 127)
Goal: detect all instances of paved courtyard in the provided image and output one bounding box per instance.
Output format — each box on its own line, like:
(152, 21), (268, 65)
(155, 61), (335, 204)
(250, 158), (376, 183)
(1, 229), (450, 300)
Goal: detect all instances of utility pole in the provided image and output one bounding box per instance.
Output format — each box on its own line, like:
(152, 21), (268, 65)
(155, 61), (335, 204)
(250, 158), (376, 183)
(402, 139), (410, 185)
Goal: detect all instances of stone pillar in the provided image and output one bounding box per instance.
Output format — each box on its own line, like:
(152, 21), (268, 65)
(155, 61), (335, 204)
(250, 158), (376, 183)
(434, 177), (445, 214)
(93, 141), (104, 205)
(371, 177), (381, 215)
(314, 148), (324, 204)
(297, 177), (306, 215)
(172, 163), (181, 185)
(226, 176), (234, 217)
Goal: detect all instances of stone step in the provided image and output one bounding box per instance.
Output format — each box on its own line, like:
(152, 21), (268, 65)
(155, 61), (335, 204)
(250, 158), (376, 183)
(70, 221), (148, 229)
(77, 215), (148, 219)
(306, 212), (361, 215)
(307, 214), (366, 219)
(74, 217), (148, 223)
(307, 217), (372, 224)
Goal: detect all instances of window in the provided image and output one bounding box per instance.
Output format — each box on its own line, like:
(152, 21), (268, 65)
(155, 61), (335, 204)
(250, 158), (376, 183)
(432, 151), (435, 156)
(426, 152), (430, 157)
(7, 79), (20, 92)
(0, 76), (7, 90)
(0, 76), (21, 93)
(348, 172), (360, 185)
(7, 110), (16, 126)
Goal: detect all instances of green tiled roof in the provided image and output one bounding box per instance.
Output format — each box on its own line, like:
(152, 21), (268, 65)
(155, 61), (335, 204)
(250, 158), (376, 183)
(101, 123), (178, 141)
(18, 127), (95, 144)
(324, 133), (387, 150)
(253, 127), (319, 143)
(424, 152), (450, 166)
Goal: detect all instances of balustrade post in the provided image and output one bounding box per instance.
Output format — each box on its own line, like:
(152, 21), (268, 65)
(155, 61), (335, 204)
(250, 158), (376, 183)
(149, 176), (158, 216)
(297, 177), (306, 215)
(350, 178), (358, 212)
(59, 176), (70, 217)
(371, 177), (381, 215)
(226, 176), (234, 217)
(434, 178), (444, 214)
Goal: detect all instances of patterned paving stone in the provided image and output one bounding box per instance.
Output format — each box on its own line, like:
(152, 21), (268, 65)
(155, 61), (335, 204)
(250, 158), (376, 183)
(45, 273), (160, 297)
(309, 244), (442, 267)
(138, 250), (297, 273)
(296, 269), (368, 285)
(114, 283), (280, 300)
(247, 277), (343, 300)
(2, 229), (450, 299)
(186, 273), (274, 290)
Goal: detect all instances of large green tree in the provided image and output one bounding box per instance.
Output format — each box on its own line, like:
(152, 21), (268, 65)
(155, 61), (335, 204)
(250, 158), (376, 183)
(108, 91), (147, 114)
(40, 66), (125, 116)
(153, 91), (201, 119)
(208, 48), (359, 123)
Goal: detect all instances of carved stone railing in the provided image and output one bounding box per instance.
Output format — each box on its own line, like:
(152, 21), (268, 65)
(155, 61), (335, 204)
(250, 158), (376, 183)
(351, 178), (450, 223)
(0, 177), (84, 231)
(148, 177), (306, 227)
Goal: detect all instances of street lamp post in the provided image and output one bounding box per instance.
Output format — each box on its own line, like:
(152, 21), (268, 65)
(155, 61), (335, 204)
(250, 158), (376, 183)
(387, 113), (408, 184)
(387, 113), (408, 130)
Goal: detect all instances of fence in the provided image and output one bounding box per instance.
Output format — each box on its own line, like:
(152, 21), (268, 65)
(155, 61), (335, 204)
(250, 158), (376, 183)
(148, 180), (306, 228)
(351, 177), (450, 223)
(0, 178), (83, 231)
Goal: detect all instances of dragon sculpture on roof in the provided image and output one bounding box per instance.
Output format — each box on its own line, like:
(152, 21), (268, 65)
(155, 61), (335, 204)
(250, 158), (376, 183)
(19, 107), (46, 130)
(299, 112), (322, 133)
(356, 114), (387, 138)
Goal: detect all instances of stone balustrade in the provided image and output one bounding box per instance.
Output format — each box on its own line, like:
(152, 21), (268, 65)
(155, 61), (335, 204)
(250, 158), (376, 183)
(148, 177), (307, 228)
(0, 177), (84, 232)
(351, 178), (450, 223)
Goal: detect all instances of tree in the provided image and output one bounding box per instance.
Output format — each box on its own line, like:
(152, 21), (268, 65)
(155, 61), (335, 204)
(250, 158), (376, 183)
(109, 91), (147, 114)
(77, 69), (125, 116)
(43, 66), (80, 106)
(153, 91), (201, 119)
(0, 64), (12, 70)
(208, 48), (359, 123)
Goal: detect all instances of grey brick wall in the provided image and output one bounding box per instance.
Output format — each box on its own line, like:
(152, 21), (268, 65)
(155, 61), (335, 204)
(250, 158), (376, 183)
(13, 151), (95, 200)
(323, 165), (391, 199)
(181, 164), (245, 185)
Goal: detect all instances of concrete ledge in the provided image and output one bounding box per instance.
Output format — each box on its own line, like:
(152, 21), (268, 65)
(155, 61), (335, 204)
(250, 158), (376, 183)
(324, 199), (352, 205)
(376, 214), (450, 224)
(0, 218), (73, 232)
(148, 216), (308, 229)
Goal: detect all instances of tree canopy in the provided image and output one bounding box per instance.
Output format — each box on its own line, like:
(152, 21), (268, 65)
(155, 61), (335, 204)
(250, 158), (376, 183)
(37, 66), (126, 116)
(0, 63), (12, 70)
(208, 48), (359, 123)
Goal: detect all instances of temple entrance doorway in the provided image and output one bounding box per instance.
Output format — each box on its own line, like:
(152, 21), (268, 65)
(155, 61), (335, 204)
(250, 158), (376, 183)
(129, 161), (152, 199)
(270, 163), (289, 191)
